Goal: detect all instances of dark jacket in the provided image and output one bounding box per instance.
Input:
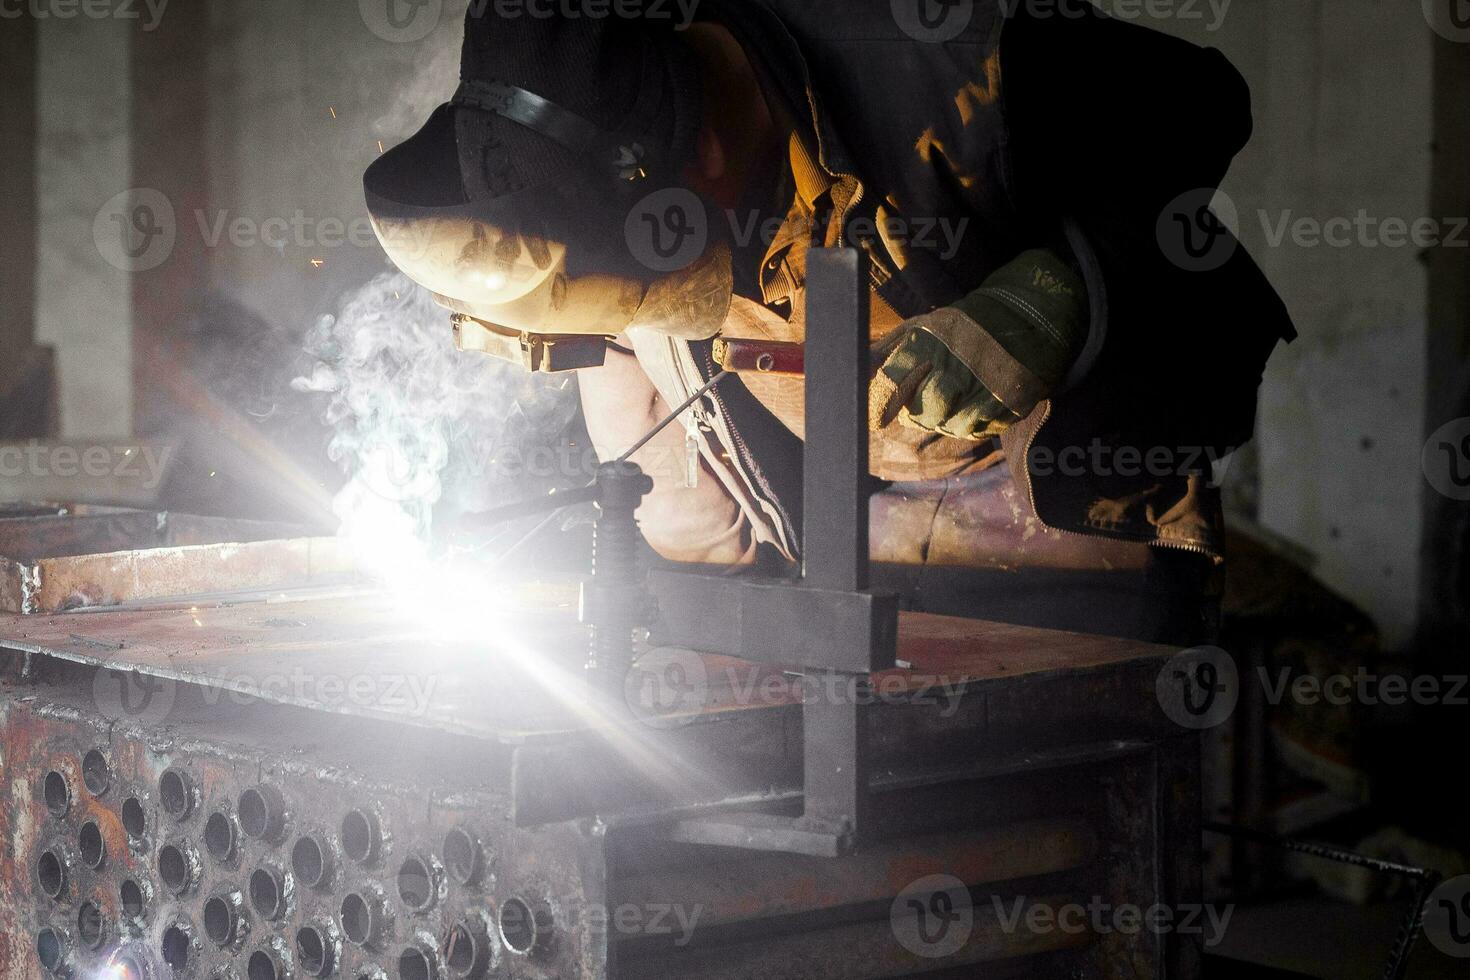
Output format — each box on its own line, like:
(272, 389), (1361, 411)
(700, 0), (1295, 559)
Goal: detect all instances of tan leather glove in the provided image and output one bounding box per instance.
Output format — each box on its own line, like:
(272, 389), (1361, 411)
(870, 248), (1088, 440)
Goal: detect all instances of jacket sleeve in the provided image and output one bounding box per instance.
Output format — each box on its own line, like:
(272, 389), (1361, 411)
(997, 0), (1295, 453)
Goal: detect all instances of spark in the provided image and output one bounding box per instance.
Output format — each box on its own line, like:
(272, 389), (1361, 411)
(97, 952), (140, 980)
(328, 105), (337, 120)
(310, 259), (325, 269)
(377, 139), (385, 154)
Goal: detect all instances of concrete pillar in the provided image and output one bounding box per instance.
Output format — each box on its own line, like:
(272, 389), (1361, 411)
(34, 16), (133, 438)
(0, 17), (37, 357)
(129, 0), (211, 436)
(1419, 28), (1470, 652)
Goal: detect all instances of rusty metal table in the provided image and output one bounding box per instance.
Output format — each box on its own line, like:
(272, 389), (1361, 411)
(1, 588), (1202, 980)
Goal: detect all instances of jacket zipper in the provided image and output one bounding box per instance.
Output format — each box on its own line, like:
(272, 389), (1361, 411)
(697, 344), (800, 556)
(1018, 402), (1216, 559)
(664, 336), (800, 558)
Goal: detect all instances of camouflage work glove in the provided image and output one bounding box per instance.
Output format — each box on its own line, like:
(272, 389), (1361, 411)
(869, 248), (1088, 440)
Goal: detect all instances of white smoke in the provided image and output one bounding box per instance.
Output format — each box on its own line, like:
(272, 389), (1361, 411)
(369, 0), (471, 142)
(292, 271), (579, 573)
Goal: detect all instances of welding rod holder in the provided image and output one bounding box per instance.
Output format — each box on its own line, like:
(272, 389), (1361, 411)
(580, 462), (656, 695)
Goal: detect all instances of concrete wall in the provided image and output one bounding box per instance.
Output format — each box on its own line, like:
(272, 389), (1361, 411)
(34, 15), (134, 438)
(1129, 0), (1435, 648)
(30, 1), (467, 437)
(199, 0), (467, 327)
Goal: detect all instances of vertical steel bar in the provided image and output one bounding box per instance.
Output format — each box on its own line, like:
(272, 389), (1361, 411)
(802, 248), (870, 593)
(800, 248), (871, 848)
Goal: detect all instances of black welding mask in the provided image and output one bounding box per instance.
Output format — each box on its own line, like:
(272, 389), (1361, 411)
(363, 9), (729, 372)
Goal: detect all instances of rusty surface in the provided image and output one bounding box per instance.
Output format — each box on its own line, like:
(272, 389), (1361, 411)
(0, 594), (1198, 980)
(0, 511), (1196, 978)
(615, 818), (1098, 929)
(0, 680), (1125, 980)
(0, 689), (602, 980)
(0, 511), (353, 614)
(0, 511), (308, 560)
(616, 893), (1092, 980)
(0, 593), (1175, 735)
(0, 591), (600, 742)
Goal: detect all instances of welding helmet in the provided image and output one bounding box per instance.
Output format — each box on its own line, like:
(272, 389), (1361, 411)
(364, 9), (729, 372)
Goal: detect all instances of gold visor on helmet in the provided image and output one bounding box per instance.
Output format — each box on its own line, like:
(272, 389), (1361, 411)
(364, 104), (730, 373)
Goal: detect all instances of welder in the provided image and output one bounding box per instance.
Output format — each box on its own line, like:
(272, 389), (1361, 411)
(364, 0), (1295, 645)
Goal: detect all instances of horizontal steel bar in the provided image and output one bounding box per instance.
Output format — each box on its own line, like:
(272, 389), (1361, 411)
(647, 570), (897, 674)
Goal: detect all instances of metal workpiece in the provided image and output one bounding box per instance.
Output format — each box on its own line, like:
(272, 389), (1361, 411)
(0, 509), (353, 615)
(647, 571), (897, 675)
(1, 583), (1199, 979)
(0, 690), (604, 980)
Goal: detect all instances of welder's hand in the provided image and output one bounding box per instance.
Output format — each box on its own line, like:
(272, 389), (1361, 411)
(870, 327), (999, 439)
(868, 249), (1088, 441)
